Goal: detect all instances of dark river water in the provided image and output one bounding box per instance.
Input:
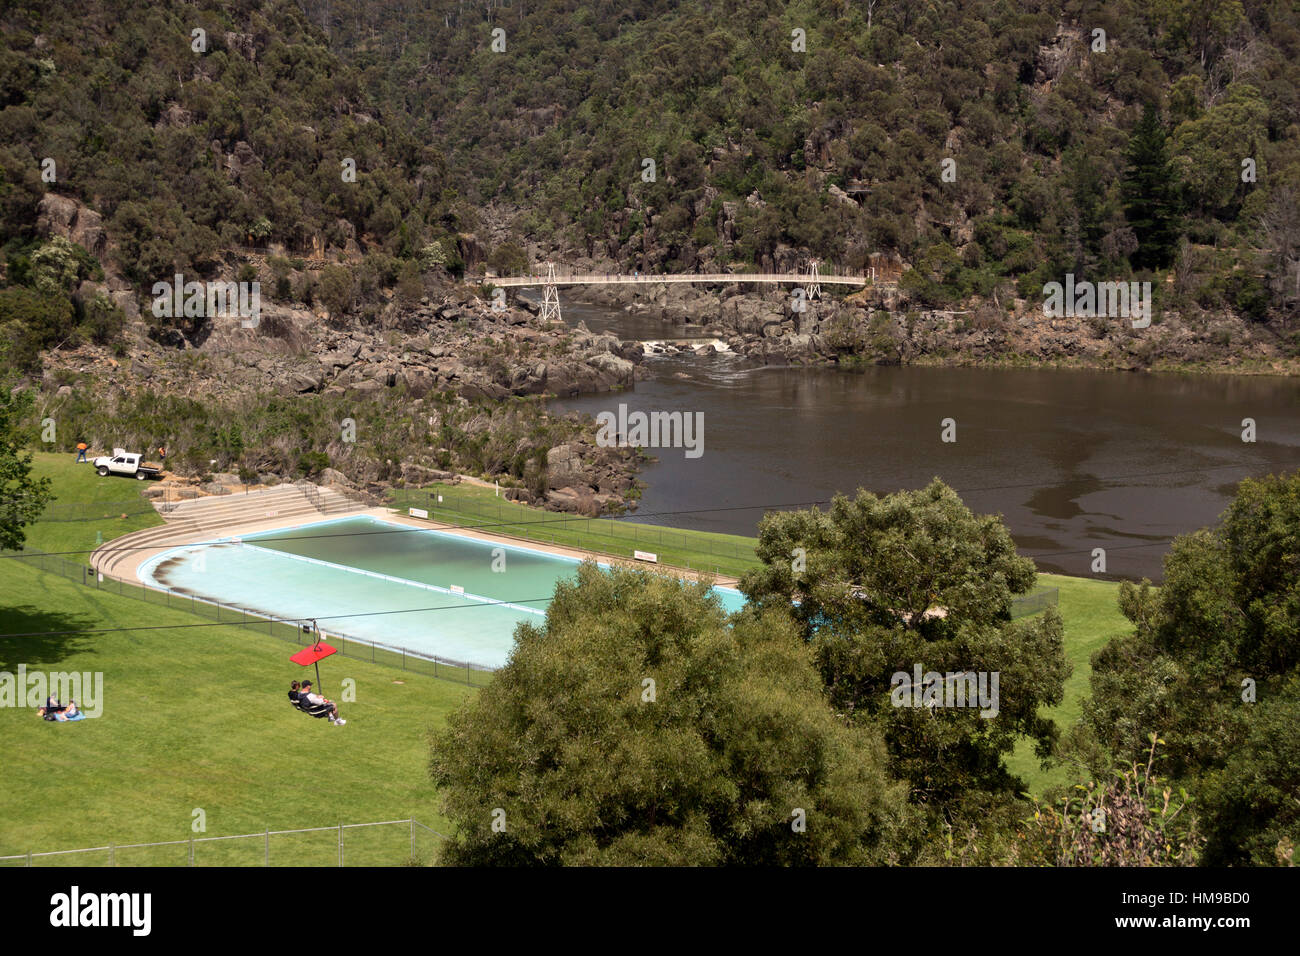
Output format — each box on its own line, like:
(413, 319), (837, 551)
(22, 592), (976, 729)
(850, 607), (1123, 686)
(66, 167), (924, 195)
(546, 298), (1300, 579)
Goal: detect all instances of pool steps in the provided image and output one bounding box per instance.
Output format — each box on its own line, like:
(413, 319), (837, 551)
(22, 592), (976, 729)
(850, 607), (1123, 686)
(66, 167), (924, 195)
(90, 484), (367, 579)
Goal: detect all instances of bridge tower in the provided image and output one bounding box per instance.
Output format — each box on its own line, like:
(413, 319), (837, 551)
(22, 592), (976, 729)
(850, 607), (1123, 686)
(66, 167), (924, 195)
(805, 259), (822, 302)
(540, 261), (563, 323)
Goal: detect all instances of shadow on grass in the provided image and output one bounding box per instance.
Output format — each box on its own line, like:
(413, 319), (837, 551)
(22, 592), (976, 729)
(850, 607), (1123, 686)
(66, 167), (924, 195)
(0, 604), (100, 672)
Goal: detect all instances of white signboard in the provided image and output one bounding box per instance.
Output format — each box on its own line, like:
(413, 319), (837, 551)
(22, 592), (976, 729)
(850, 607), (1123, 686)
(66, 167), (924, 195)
(634, 550), (658, 563)
(409, 507), (429, 519)
(450, 584), (464, 594)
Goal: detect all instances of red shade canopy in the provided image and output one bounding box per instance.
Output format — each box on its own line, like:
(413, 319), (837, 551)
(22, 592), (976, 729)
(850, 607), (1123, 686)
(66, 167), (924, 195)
(290, 643), (337, 667)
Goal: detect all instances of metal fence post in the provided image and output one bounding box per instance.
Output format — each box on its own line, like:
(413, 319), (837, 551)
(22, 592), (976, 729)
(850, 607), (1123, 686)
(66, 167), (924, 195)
(265, 829), (269, 866)
(109, 844), (115, 866)
(338, 823), (343, 867)
(410, 819), (415, 860)
(189, 834), (194, 866)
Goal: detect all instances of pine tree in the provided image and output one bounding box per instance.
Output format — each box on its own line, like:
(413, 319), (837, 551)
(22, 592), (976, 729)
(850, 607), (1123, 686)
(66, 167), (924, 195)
(1121, 107), (1181, 271)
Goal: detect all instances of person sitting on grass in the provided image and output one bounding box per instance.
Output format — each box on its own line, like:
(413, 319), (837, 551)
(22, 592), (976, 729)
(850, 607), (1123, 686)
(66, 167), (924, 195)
(299, 681), (345, 725)
(44, 694), (66, 716)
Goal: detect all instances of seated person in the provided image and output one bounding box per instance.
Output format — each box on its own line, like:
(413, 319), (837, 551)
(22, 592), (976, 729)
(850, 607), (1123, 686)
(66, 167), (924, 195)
(64, 699), (79, 718)
(288, 680), (301, 704)
(45, 694), (66, 715)
(299, 681), (345, 725)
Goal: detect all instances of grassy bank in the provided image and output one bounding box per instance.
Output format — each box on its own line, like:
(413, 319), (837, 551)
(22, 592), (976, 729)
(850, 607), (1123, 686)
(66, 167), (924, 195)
(1003, 573), (1133, 793)
(389, 481), (766, 579)
(1, 455), (472, 864)
(0, 458), (1132, 863)
(22, 451), (164, 555)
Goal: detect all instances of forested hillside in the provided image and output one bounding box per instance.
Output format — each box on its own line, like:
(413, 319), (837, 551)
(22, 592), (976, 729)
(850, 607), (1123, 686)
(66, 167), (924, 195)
(301, 0), (1300, 324)
(1, 0), (1298, 372)
(0, 0), (466, 367)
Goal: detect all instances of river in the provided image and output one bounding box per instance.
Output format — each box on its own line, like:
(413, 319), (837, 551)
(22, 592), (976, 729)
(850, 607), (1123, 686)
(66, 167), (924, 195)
(547, 298), (1300, 580)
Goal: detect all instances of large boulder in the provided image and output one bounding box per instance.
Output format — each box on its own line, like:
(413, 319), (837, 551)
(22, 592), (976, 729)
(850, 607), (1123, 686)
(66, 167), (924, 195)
(36, 194), (107, 257)
(546, 442), (588, 489)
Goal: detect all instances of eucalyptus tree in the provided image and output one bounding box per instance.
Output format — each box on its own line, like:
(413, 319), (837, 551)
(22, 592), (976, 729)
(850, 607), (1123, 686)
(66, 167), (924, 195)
(431, 561), (915, 866)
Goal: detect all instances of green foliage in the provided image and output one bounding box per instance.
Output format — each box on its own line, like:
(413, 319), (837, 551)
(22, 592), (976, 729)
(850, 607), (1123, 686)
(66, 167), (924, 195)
(0, 285), (74, 370)
(740, 480), (1070, 809)
(1015, 737), (1202, 866)
(487, 241), (528, 276)
(0, 386), (52, 550)
(1122, 107), (1181, 270)
(295, 449), (330, 477)
(430, 563), (915, 865)
(1082, 471), (1300, 863)
(32, 385), (585, 489)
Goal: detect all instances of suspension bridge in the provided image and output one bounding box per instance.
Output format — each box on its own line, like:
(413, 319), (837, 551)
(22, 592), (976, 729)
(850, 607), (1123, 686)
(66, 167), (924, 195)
(470, 261), (875, 322)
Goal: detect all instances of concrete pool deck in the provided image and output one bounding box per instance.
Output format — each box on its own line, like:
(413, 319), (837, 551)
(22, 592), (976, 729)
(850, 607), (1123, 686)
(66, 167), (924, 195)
(100, 501), (741, 592)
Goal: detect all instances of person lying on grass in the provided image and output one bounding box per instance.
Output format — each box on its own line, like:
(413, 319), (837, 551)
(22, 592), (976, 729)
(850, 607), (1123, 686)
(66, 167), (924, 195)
(37, 700), (78, 722)
(299, 681), (345, 725)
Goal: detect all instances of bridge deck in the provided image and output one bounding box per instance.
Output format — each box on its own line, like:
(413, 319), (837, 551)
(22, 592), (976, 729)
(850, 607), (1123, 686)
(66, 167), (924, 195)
(471, 272), (870, 288)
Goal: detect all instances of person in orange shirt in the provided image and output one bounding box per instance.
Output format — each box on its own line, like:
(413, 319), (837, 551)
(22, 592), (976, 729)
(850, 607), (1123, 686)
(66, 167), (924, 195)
(75, 441), (88, 463)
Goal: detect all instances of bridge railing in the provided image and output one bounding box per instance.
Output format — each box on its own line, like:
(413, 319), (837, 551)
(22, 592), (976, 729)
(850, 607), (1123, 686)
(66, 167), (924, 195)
(471, 271), (872, 287)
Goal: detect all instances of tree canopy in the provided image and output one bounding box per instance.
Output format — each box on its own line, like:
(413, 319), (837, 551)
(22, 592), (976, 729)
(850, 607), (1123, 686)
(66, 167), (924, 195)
(740, 481), (1070, 810)
(430, 561), (914, 865)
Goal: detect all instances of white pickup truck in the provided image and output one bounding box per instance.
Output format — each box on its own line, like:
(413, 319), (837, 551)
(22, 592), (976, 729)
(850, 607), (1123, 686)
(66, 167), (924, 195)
(92, 448), (163, 481)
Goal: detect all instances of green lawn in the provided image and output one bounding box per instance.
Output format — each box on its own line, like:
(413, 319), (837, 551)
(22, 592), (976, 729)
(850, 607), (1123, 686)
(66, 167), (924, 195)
(0, 459), (1130, 864)
(2, 454), (471, 865)
(1004, 572), (1133, 794)
(389, 482), (763, 578)
(23, 451), (164, 556)
(0, 559), (473, 865)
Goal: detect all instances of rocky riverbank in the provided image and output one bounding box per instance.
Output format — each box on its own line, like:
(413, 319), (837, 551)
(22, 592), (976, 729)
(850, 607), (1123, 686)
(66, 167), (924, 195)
(34, 283), (653, 513)
(568, 271), (1299, 375)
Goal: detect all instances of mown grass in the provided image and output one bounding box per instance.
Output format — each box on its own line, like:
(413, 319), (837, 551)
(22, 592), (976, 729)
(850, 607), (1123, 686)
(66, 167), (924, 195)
(1004, 572), (1133, 795)
(2, 454), (471, 865)
(0, 559), (473, 865)
(390, 482), (764, 578)
(1, 458), (1129, 864)
(21, 451), (165, 555)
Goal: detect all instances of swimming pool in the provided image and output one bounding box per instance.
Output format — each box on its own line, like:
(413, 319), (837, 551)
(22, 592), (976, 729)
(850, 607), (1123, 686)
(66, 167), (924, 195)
(137, 515), (746, 669)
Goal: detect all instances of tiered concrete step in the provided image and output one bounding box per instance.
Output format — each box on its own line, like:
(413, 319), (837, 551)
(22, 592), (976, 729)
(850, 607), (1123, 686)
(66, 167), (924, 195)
(91, 517), (202, 577)
(89, 483), (368, 581)
(164, 486), (325, 534)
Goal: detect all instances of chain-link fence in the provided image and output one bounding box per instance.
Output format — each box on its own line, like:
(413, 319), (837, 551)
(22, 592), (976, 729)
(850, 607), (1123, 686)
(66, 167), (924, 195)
(1, 547), (495, 687)
(0, 819), (447, 867)
(1011, 587), (1059, 618)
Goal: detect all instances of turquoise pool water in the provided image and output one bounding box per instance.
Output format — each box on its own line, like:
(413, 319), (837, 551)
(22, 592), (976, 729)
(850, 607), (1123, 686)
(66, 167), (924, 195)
(137, 516), (746, 669)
